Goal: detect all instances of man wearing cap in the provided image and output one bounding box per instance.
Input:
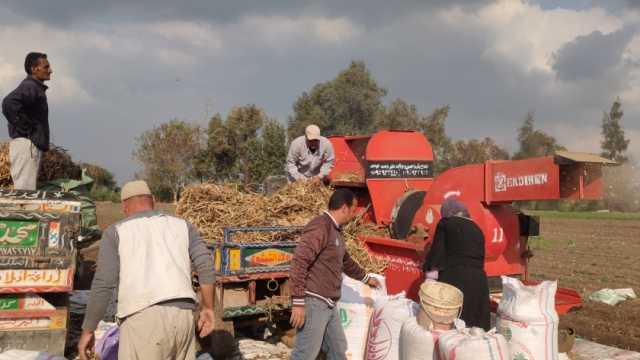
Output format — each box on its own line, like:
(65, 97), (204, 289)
(286, 124), (335, 183)
(77, 181), (216, 360)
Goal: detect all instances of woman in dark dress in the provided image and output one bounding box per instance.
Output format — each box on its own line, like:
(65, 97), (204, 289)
(422, 197), (491, 330)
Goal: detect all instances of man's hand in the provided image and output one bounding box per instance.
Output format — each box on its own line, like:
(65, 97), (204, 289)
(289, 306), (306, 329)
(198, 308), (215, 338)
(77, 330), (95, 360)
(367, 277), (382, 289)
(310, 176), (322, 185)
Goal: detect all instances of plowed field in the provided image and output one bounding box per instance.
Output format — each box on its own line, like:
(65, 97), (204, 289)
(528, 217), (640, 351)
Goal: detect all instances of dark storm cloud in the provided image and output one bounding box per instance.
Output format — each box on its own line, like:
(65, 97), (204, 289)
(3, 0), (489, 28)
(552, 28), (637, 82)
(1, 0), (639, 181)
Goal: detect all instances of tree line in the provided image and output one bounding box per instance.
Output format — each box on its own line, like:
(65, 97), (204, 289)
(132, 61), (634, 210)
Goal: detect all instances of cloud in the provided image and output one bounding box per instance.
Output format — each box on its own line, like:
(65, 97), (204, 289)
(552, 28), (637, 81)
(1, 0), (640, 183)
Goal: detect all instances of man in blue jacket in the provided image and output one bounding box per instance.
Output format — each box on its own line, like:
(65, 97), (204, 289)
(2, 52), (52, 190)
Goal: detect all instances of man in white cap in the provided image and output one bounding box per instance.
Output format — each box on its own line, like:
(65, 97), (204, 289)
(77, 180), (215, 360)
(286, 124), (335, 182)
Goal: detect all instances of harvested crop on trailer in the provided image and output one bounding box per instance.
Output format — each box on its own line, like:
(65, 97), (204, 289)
(0, 142), (82, 187)
(176, 181), (332, 242)
(176, 181), (389, 273)
(0, 143), (10, 187)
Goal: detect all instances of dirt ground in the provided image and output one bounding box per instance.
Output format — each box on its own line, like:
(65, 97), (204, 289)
(528, 217), (640, 351)
(90, 203), (640, 351)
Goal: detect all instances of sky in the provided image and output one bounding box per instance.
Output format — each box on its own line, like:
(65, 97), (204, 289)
(1, 0), (639, 183)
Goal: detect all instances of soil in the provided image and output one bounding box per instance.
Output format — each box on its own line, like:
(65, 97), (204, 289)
(528, 217), (640, 351)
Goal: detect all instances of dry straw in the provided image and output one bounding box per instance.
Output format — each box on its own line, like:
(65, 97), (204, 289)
(0, 142), (82, 187)
(176, 181), (388, 273)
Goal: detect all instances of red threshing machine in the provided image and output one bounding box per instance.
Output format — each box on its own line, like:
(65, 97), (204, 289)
(328, 130), (615, 314)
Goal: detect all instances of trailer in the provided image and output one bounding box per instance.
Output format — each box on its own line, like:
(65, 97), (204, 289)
(0, 189), (82, 355)
(200, 226), (301, 356)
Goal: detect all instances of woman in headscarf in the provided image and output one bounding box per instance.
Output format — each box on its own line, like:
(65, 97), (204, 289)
(422, 197), (490, 330)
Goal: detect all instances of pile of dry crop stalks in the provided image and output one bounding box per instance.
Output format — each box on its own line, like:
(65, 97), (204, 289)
(0, 142), (82, 187)
(177, 181), (388, 273)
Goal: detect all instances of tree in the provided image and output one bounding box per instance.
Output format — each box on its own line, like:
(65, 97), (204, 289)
(288, 61), (387, 139)
(80, 163), (117, 190)
(206, 113), (236, 180)
(513, 112), (565, 160)
(375, 99), (420, 130)
(447, 137), (510, 168)
(133, 120), (202, 203)
(202, 107), (287, 185)
(420, 105), (453, 173)
(601, 98), (630, 163)
(260, 120), (287, 178)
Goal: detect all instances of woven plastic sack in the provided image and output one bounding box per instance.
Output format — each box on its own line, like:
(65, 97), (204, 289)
(496, 276), (559, 360)
(365, 292), (418, 360)
(339, 275), (386, 360)
(438, 326), (509, 360)
(398, 317), (443, 360)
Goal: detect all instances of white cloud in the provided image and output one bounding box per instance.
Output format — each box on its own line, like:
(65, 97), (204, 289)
(439, 0), (623, 73)
(0, 23), (98, 104)
(237, 15), (361, 48)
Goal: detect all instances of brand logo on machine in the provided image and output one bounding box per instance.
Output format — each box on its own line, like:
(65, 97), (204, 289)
(494, 172), (548, 192)
(245, 249), (293, 267)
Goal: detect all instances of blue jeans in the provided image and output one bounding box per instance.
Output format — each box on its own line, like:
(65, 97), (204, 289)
(291, 297), (347, 360)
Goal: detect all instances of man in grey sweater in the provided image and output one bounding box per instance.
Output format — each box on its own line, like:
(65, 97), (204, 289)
(78, 181), (215, 360)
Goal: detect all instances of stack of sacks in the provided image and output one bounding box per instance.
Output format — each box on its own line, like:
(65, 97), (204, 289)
(496, 276), (559, 360)
(339, 274), (386, 360)
(365, 292), (418, 360)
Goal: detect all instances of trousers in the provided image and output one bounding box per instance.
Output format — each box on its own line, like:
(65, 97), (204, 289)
(119, 305), (196, 360)
(291, 297), (347, 360)
(9, 137), (41, 190)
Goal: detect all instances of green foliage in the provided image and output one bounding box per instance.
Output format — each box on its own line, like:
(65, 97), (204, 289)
(419, 105), (453, 173)
(447, 137), (509, 168)
(288, 61), (387, 139)
(133, 119), (202, 202)
(201, 106), (287, 185)
(90, 185), (120, 202)
(601, 98), (630, 163)
(375, 99), (420, 130)
(260, 120), (288, 178)
(513, 112), (565, 160)
(80, 163), (117, 190)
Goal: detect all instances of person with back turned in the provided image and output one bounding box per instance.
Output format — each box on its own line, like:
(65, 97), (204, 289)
(422, 197), (491, 330)
(77, 180), (216, 359)
(2, 52), (52, 190)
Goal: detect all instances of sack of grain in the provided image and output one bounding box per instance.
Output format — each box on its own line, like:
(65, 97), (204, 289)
(339, 275), (385, 360)
(496, 276), (559, 360)
(365, 292), (418, 360)
(399, 317), (443, 360)
(438, 326), (509, 360)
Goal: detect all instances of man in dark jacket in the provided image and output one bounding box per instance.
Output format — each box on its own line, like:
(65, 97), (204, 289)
(2, 52), (52, 190)
(289, 188), (380, 360)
